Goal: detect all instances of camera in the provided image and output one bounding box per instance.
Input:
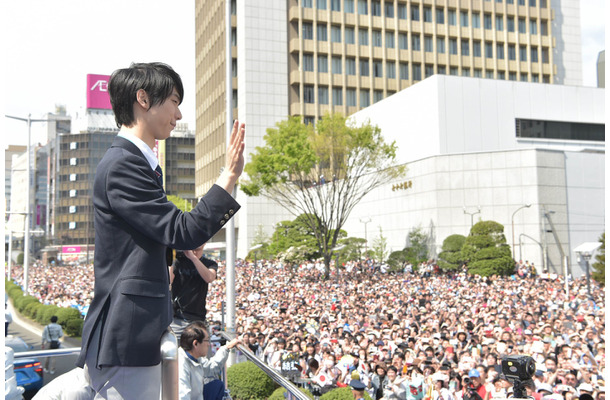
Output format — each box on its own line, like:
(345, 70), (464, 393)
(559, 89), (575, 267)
(463, 377), (472, 385)
(501, 355), (536, 382)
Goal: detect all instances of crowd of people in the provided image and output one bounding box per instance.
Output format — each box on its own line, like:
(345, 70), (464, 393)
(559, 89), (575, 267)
(7, 257), (605, 400)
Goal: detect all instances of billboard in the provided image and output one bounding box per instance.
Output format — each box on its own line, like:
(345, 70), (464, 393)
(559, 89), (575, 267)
(86, 74), (112, 110)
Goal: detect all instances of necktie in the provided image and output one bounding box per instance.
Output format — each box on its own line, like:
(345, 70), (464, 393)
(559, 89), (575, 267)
(154, 165), (164, 190)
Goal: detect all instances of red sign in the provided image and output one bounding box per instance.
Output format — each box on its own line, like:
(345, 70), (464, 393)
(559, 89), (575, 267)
(62, 246), (82, 254)
(86, 74), (112, 110)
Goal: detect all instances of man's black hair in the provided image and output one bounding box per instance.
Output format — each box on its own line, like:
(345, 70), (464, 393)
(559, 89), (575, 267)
(180, 320), (208, 351)
(50, 316), (58, 323)
(108, 62), (184, 128)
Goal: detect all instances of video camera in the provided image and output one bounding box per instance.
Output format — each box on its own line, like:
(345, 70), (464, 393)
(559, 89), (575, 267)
(501, 355), (536, 398)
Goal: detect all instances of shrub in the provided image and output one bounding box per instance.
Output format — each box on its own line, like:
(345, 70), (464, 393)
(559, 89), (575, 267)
(16, 253), (24, 265)
(56, 307), (81, 328)
(65, 318), (84, 337)
(15, 295), (39, 313)
(227, 361), (278, 400)
(320, 386), (372, 400)
(269, 386), (314, 400)
(24, 302), (43, 319)
(36, 304), (61, 325)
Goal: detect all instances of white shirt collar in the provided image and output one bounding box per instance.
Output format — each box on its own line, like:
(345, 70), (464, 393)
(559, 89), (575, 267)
(117, 131), (159, 171)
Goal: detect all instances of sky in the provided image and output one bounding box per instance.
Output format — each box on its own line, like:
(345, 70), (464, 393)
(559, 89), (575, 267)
(2, 0), (606, 149)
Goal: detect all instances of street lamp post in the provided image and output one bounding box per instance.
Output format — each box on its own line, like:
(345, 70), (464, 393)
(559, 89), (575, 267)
(511, 204), (531, 260)
(5, 114), (54, 293)
(463, 206), (481, 231)
(359, 217), (371, 257)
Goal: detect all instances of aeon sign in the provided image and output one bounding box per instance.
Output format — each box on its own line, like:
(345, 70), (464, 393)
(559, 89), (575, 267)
(86, 74), (112, 110)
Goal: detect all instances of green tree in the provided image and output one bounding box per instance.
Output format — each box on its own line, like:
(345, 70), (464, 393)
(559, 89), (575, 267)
(246, 224), (272, 261)
(592, 233), (604, 286)
(387, 249), (408, 272)
(166, 194), (194, 212)
(406, 226), (430, 263)
(242, 113), (405, 278)
(268, 214), (321, 260)
(371, 227), (389, 263)
(438, 234), (466, 270)
(461, 221), (513, 276)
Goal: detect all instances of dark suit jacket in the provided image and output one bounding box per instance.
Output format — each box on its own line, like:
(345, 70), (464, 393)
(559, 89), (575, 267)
(76, 136), (239, 368)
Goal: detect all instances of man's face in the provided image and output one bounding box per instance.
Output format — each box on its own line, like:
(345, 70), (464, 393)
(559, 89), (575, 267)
(144, 88), (182, 142)
(545, 359), (556, 372)
(565, 374), (578, 387)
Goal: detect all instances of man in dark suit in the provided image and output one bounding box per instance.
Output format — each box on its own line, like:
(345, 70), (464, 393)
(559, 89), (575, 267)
(76, 62), (245, 399)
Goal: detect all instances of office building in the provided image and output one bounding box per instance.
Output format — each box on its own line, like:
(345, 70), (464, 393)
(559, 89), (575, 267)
(5, 145), (26, 215)
(194, 0), (584, 258)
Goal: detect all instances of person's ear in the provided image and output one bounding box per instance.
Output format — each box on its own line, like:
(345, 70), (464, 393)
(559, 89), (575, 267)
(136, 89), (150, 109)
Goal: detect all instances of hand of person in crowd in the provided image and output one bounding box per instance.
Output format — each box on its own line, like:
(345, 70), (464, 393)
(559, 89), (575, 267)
(226, 337), (243, 350)
(184, 250), (198, 261)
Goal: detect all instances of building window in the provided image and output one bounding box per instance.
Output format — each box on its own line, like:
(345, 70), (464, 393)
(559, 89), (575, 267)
(332, 56), (342, 74)
(516, 119), (605, 141)
(472, 14), (480, 28)
(520, 74), (528, 81)
(437, 65), (446, 74)
(425, 64), (435, 78)
(373, 60), (383, 77)
(485, 42), (493, 58)
(70, 157), (77, 166)
(518, 0), (525, 5)
(331, 0), (341, 11)
(399, 33), (408, 49)
(359, 28), (369, 45)
(304, 116), (315, 125)
(437, 37), (445, 53)
(541, 20), (548, 35)
(450, 67), (458, 76)
(474, 69), (482, 77)
(398, 4), (407, 19)
(399, 62), (409, 80)
(436, 8), (445, 24)
(518, 18), (526, 33)
(318, 55), (328, 72)
(496, 15), (504, 30)
(541, 47), (549, 63)
(346, 57), (356, 74)
(497, 43), (505, 59)
(508, 44), (516, 60)
(543, 75), (550, 83)
(69, 221), (77, 230)
(304, 85), (315, 103)
(413, 63), (422, 80)
(449, 38), (458, 55)
(385, 2), (394, 17)
(303, 54), (314, 71)
(231, 28), (237, 46)
(530, 75), (539, 82)
(371, 0), (381, 16)
(424, 7), (432, 22)
(70, 142), (78, 150)
(387, 62), (396, 78)
(497, 70), (505, 79)
(519, 45), (527, 61)
(360, 59), (370, 75)
(332, 87), (343, 105)
(372, 30), (382, 47)
(529, 0), (536, 6)
(484, 14), (492, 29)
(70, 189), (77, 197)
(509, 72), (517, 80)
(69, 173), (77, 181)
(461, 39), (469, 56)
(373, 90), (384, 103)
(412, 35), (421, 51)
(462, 69), (471, 77)
(424, 36), (433, 52)
(448, 9), (456, 25)
(331, 25), (342, 42)
(486, 70), (494, 79)
(303, 23), (313, 39)
(411, 5), (420, 21)
(386, 31), (395, 48)
(317, 0), (326, 10)
(319, 86), (329, 104)
(345, 0), (354, 13)
(358, 0), (367, 15)
(303, 0), (312, 7)
(69, 205), (76, 214)
(531, 47), (538, 62)
(346, 88), (357, 106)
(507, 16), (515, 32)
(460, 11), (469, 27)
(345, 27), (355, 44)
(530, 19), (538, 34)
(317, 24), (328, 41)
(360, 90), (370, 107)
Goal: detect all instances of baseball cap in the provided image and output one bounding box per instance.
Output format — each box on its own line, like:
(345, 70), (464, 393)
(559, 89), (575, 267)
(468, 369), (481, 378)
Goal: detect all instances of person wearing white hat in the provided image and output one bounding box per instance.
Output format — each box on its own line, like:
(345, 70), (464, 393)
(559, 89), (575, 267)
(430, 372), (454, 400)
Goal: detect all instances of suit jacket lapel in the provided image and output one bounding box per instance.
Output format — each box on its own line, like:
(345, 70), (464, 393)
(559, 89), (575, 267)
(111, 136), (163, 191)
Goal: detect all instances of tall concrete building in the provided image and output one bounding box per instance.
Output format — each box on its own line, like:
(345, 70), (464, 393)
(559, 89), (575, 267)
(195, 0), (584, 257)
(5, 145), (26, 215)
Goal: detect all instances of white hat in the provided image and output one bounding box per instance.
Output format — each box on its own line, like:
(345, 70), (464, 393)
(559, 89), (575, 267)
(578, 383), (594, 394)
(537, 384), (553, 394)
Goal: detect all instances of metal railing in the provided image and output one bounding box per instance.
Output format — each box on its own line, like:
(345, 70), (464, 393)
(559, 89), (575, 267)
(13, 334), (311, 400)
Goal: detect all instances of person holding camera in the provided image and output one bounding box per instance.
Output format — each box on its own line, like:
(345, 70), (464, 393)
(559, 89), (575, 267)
(459, 369), (488, 400)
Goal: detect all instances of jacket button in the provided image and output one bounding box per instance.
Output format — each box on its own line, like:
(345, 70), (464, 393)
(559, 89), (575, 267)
(220, 220), (226, 225)
(229, 209), (234, 215)
(224, 214), (230, 219)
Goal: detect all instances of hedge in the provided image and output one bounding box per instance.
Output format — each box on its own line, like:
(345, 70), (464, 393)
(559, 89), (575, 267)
(227, 361), (278, 400)
(320, 386), (373, 400)
(5, 279), (83, 337)
(269, 386), (314, 400)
